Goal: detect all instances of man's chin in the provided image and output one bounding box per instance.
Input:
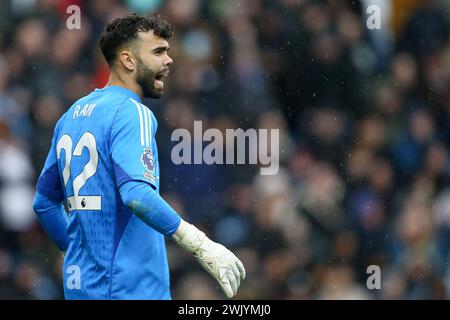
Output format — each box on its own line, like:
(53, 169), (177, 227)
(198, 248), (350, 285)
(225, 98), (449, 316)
(143, 88), (164, 99)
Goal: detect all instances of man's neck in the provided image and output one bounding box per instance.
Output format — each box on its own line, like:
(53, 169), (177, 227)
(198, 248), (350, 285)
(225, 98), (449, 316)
(106, 71), (143, 100)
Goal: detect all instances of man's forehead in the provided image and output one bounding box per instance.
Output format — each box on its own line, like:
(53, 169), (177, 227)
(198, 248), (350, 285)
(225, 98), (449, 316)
(137, 30), (169, 48)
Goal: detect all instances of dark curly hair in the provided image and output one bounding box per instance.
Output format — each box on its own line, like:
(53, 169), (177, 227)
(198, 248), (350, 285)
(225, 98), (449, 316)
(99, 13), (173, 66)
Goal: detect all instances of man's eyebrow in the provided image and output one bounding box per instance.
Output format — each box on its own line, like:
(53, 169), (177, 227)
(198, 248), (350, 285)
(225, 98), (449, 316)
(152, 45), (170, 52)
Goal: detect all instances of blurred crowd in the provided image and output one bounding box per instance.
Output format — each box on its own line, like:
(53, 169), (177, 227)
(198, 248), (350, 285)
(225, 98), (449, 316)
(0, 0), (449, 299)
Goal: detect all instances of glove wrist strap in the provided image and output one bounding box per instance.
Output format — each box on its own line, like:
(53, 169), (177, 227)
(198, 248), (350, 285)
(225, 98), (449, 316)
(171, 219), (206, 254)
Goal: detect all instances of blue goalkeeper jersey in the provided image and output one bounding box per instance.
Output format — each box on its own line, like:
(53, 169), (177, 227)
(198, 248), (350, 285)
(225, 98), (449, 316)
(36, 86), (170, 299)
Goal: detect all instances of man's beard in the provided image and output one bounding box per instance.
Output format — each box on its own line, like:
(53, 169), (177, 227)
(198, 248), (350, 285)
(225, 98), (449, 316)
(136, 58), (163, 99)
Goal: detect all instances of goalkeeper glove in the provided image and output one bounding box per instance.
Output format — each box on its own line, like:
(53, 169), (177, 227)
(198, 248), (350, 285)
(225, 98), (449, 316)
(172, 220), (246, 298)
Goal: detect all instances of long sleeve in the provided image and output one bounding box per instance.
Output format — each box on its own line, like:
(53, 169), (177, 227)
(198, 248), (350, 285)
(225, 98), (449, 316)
(33, 191), (69, 252)
(119, 180), (181, 236)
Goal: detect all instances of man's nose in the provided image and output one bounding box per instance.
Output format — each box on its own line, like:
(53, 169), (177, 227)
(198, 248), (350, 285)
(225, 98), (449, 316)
(165, 54), (173, 66)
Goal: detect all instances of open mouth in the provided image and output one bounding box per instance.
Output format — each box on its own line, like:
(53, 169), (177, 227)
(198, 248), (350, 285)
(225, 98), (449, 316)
(154, 70), (169, 90)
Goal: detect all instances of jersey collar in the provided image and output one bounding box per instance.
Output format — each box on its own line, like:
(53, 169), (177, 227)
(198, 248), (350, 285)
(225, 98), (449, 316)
(94, 86), (142, 103)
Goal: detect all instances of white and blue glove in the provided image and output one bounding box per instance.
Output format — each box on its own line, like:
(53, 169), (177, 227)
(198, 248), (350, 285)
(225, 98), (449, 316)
(172, 220), (246, 298)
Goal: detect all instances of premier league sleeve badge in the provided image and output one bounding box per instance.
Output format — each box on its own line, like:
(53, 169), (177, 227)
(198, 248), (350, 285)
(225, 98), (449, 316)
(141, 148), (156, 183)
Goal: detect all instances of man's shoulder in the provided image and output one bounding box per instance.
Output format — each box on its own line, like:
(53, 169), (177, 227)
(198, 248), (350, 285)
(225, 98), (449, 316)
(62, 90), (133, 123)
(114, 96), (157, 125)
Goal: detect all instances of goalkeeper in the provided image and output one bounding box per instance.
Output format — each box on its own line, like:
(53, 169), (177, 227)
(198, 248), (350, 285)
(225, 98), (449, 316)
(32, 13), (245, 299)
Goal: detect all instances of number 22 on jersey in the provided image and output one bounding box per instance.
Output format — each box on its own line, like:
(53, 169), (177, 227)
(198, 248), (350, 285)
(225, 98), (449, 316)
(56, 132), (102, 211)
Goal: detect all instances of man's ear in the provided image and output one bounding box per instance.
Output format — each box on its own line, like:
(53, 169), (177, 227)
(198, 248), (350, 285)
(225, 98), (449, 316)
(118, 50), (135, 72)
